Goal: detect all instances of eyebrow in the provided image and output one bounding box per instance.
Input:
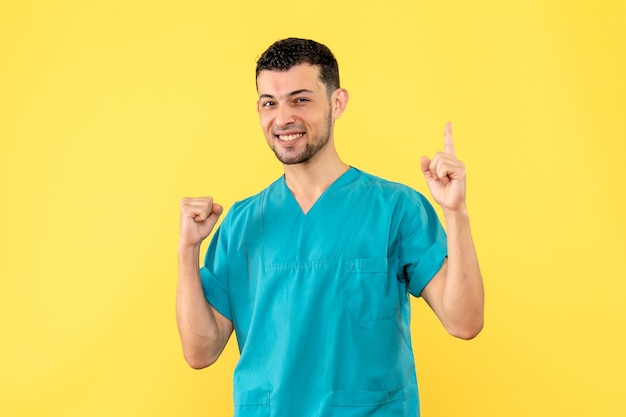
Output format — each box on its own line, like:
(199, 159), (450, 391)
(259, 89), (315, 100)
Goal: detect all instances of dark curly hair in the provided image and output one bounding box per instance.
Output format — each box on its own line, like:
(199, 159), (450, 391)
(255, 38), (340, 94)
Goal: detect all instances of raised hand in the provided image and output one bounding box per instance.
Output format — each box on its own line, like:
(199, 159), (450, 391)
(179, 197), (224, 249)
(420, 122), (467, 212)
(176, 196), (232, 369)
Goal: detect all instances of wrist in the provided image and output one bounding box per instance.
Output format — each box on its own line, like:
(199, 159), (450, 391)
(442, 206), (470, 228)
(178, 243), (202, 258)
(442, 204), (468, 218)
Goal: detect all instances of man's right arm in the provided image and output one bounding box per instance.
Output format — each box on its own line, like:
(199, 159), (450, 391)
(176, 197), (233, 369)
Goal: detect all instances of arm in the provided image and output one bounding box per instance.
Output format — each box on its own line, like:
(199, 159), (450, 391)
(419, 123), (484, 339)
(176, 197), (233, 369)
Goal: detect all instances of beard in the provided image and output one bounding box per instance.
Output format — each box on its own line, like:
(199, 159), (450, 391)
(271, 111), (333, 165)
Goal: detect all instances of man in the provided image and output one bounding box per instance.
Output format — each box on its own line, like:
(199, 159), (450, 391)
(177, 38), (484, 416)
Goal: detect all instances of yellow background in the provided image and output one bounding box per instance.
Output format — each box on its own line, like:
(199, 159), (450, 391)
(1, 0), (625, 416)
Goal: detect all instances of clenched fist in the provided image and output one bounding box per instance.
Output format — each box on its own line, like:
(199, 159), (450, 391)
(179, 197), (224, 249)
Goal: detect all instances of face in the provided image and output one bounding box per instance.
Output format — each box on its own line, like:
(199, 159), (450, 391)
(257, 64), (338, 165)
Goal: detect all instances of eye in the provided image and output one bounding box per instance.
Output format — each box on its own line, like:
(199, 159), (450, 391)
(261, 100), (275, 108)
(294, 97), (310, 104)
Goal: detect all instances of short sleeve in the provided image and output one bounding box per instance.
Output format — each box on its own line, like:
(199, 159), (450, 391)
(399, 192), (448, 297)
(199, 222), (233, 321)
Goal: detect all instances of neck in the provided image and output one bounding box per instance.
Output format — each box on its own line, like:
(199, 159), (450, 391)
(282, 146), (349, 214)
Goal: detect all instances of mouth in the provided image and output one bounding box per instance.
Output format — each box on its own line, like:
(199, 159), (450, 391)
(275, 132), (305, 142)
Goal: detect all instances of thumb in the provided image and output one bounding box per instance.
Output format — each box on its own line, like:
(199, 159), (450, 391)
(421, 156), (433, 180)
(211, 203), (224, 217)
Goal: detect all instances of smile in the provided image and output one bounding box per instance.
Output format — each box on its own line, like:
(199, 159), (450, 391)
(277, 133), (304, 142)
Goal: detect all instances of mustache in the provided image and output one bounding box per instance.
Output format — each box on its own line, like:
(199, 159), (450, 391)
(272, 126), (306, 135)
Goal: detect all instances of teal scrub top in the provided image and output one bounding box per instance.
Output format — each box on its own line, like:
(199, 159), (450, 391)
(201, 167), (447, 417)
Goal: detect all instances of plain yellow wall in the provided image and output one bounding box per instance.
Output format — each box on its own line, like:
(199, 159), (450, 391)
(1, 0), (625, 416)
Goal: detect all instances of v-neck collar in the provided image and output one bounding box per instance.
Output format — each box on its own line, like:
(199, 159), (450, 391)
(281, 167), (358, 216)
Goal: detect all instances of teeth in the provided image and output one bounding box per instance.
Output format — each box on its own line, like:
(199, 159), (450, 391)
(277, 133), (304, 142)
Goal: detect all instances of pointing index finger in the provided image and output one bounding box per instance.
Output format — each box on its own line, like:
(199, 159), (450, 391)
(444, 121), (456, 157)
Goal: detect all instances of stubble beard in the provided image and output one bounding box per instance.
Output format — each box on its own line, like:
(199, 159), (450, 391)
(271, 111), (333, 165)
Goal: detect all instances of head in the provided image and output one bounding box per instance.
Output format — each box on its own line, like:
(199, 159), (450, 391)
(255, 39), (348, 165)
(256, 38), (340, 97)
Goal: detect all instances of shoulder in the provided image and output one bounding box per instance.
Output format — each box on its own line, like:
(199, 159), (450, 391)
(222, 176), (283, 223)
(352, 167), (430, 206)
(350, 168), (443, 241)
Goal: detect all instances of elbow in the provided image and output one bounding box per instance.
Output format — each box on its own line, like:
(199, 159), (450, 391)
(184, 351), (218, 370)
(186, 359), (213, 370)
(447, 318), (484, 340)
(449, 326), (483, 340)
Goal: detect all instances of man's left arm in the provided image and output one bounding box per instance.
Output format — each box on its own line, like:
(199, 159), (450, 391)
(420, 122), (484, 340)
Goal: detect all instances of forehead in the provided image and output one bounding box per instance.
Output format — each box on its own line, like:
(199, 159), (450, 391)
(256, 63), (325, 96)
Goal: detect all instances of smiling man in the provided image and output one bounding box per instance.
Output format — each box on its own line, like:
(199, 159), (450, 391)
(176, 38), (484, 417)
(257, 60), (339, 168)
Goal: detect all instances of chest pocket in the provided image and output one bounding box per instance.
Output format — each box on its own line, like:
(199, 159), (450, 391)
(344, 257), (399, 321)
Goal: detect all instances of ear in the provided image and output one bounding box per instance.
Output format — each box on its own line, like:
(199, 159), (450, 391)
(331, 88), (349, 119)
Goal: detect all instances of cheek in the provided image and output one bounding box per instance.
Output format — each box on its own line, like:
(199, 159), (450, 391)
(258, 113), (270, 129)
(259, 116), (275, 139)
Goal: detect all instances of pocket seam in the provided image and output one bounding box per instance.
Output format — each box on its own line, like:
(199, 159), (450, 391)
(331, 385), (404, 407)
(233, 390), (270, 406)
(346, 257), (388, 274)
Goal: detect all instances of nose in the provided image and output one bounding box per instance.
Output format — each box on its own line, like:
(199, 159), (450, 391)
(275, 105), (295, 128)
